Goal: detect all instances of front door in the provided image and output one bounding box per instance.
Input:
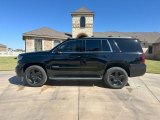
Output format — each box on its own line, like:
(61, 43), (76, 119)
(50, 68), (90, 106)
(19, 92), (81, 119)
(48, 40), (84, 78)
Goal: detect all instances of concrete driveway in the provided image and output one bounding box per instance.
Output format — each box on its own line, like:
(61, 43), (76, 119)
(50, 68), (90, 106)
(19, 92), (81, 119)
(0, 71), (160, 120)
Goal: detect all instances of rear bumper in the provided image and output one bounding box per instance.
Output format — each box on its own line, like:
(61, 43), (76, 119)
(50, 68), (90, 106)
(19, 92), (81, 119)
(129, 64), (146, 77)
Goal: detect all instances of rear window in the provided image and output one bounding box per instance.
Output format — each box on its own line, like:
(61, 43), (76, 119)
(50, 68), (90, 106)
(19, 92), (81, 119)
(114, 39), (142, 52)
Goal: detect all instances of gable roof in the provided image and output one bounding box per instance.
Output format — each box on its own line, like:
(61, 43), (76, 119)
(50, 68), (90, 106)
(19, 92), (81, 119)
(71, 7), (94, 15)
(94, 32), (160, 43)
(23, 27), (70, 39)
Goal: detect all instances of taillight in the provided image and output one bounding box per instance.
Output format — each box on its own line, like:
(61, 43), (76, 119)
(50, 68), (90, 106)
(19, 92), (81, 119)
(142, 52), (145, 64)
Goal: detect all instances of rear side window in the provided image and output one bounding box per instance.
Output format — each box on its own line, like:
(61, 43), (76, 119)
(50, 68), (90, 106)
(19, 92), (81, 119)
(102, 40), (111, 51)
(114, 39), (142, 52)
(86, 40), (101, 51)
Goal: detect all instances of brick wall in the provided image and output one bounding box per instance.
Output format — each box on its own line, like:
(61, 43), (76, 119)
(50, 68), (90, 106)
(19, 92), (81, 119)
(153, 44), (160, 60)
(43, 39), (53, 51)
(25, 39), (34, 52)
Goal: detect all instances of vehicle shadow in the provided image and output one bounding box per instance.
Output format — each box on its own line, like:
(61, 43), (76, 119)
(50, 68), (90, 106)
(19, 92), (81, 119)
(8, 76), (25, 86)
(46, 79), (106, 88)
(8, 76), (130, 88)
(8, 76), (107, 88)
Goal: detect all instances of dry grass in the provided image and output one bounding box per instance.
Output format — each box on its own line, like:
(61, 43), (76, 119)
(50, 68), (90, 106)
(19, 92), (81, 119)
(146, 60), (160, 74)
(0, 57), (17, 71)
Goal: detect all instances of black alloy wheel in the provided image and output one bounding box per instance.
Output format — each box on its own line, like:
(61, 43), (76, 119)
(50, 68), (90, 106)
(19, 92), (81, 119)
(24, 65), (47, 87)
(104, 67), (128, 89)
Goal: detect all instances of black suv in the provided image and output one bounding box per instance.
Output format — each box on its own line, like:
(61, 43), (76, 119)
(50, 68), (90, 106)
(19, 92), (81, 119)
(16, 37), (146, 89)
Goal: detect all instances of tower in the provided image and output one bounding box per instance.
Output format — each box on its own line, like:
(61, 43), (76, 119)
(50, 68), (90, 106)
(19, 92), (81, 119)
(71, 7), (94, 38)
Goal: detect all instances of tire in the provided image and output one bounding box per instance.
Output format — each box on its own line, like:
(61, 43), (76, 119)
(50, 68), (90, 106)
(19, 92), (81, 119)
(104, 67), (128, 89)
(24, 65), (47, 87)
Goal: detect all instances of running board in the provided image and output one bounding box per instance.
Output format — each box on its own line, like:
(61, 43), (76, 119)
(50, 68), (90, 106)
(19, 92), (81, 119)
(49, 77), (102, 80)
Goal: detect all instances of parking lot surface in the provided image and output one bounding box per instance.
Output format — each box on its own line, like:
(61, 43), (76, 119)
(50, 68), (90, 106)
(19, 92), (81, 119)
(0, 71), (160, 120)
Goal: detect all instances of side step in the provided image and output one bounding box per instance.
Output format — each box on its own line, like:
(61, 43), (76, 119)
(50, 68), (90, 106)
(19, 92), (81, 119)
(49, 77), (102, 80)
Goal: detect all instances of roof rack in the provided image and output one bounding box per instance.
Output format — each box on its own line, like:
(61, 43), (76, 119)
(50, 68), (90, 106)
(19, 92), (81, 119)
(77, 36), (134, 39)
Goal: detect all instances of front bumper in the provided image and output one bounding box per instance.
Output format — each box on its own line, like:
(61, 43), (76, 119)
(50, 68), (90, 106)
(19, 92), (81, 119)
(15, 64), (24, 77)
(129, 64), (146, 77)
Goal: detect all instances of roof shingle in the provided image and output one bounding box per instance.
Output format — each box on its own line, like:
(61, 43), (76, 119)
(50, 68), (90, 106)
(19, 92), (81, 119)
(71, 7), (94, 15)
(23, 27), (70, 39)
(154, 37), (160, 44)
(94, 32), (160, 43)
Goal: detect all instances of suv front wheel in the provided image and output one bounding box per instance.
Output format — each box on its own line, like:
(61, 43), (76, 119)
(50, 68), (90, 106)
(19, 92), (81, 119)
(24, 65), (47, 87)
(104, 67), (128, 89)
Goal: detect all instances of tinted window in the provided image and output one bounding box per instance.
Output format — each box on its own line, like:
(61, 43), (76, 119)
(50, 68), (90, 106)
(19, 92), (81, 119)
(86, 40), (101, 51)
(102, 40), (111, 51)
(59, 40), (83, 52)
(114, 39), (142, 52)
(108, 39), (119, 52)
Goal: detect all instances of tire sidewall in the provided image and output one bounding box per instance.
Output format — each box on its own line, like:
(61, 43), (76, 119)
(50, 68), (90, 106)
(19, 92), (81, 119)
(24, 65), (47, 87)
(104, 67), (128, 89)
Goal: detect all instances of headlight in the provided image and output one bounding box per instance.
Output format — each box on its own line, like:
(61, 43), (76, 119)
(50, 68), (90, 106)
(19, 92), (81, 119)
(17, 55), (23, 61)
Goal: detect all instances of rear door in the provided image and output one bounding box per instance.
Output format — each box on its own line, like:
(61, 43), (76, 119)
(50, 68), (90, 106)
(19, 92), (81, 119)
(81, 39), (112, 78)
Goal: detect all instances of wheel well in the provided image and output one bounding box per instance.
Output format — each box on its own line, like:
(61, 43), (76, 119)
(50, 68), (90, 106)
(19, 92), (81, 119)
(104, 63), (130, 77)
(23, 63), (47, 73)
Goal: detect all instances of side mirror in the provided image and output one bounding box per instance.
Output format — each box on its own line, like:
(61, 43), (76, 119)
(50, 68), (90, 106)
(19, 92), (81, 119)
(54, 49), (61, 54)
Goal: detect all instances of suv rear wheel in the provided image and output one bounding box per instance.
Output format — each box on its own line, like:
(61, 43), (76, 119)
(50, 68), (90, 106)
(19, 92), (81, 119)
(104, 67), (128, 89)
(24, 65), (47, 87)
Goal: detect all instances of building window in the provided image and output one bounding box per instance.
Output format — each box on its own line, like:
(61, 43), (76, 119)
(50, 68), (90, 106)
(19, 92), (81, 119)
(54, 40), (62, 47)
(35, 39), (42, 51)
(80, 16), (85, 28)
(148, 46), (153, 54)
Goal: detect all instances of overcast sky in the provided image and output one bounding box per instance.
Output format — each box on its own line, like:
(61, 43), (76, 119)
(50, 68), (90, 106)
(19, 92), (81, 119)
(0, 0), (160, 49)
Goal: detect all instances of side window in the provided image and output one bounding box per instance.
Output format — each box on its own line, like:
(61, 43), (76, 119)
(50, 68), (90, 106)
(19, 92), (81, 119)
(114, 39), (142, 52)
(108, 39), (119, 52)
(102, 40), (111, 51)
(58, 40), (83, 52)
(86, 40), (101, 51)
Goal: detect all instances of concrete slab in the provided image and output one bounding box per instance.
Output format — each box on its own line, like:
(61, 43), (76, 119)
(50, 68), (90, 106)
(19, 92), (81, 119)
(0, 72), (160, 120)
